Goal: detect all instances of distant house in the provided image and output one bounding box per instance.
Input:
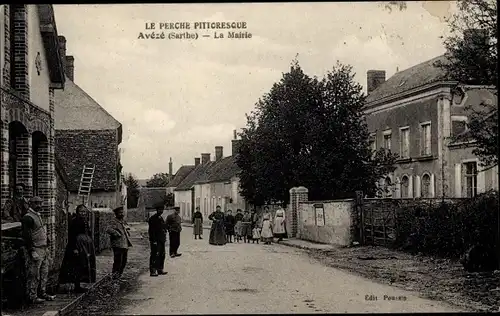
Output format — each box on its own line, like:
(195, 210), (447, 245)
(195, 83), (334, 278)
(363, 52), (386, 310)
(174, 132), (247, 224)
(174, 156), (213, 221)
(363, 50), (498, 198)
(137, 187), (167, 219)
(54, 36), (125, 212)
(166, 164), (196, 194)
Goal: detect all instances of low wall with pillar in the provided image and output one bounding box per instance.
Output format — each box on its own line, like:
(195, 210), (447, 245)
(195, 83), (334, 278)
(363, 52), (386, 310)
(287, 186), (357, 246)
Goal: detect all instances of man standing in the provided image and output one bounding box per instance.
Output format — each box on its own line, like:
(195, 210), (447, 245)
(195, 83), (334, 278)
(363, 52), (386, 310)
(2, 184), (28, 222)
(148, 203), (167, 277)
(22, 196), (56, 304)
(166, 206), (182, 258)
(107, 206), (133, 279)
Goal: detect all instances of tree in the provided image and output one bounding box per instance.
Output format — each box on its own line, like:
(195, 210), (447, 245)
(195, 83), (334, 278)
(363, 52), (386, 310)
(236, 59), (397, 205)
(165, 192), (175, 207)
(440, 0), (498, 168)
(146, 173), (171, 188)
(123, 173), (140, 209)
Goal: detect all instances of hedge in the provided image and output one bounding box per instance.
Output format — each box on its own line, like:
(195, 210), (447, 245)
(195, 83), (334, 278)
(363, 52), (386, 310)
(394, 190), (498, 260)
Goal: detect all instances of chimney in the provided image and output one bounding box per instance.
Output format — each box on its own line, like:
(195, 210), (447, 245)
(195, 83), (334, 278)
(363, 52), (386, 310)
(215, 146), (223, 161)
(233, 129), (237, 140)
(58, 36), (67, 69)
(168, 157), (173, 177)
(65, 56), (75, 81)
(367, 70), (386, 94)
(201, 153), (211, 164)
(194, 157), (200, 166)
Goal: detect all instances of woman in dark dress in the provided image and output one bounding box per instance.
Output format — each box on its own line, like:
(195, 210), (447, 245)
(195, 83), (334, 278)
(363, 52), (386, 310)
(59, 205), (96, 292)
(208, 205), (226, 245)
(224, 209), (236, 243)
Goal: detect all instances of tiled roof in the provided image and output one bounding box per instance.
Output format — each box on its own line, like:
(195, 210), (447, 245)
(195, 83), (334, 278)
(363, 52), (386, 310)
(167, 165), (195, 187)
(204, 156), (240, 183)
(139, 187), (167, 209)
(174, 162), (215, 191)
(365, 55), (449, 104)
(54, 77), (121, 131)
(174, 156), (241, 191)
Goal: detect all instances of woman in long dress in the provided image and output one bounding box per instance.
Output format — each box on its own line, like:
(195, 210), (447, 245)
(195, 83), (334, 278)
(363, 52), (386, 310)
(273, 207), (287, 242)
(208, 205), (226, 245)
(59, 205), (97, 292)
(192, 206), (203, 239)
(234, 209), (244, 242)
(260, 213), (274, 244)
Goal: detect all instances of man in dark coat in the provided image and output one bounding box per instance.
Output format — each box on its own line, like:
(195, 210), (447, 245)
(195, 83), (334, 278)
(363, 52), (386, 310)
(165, 206), (182, 258)
(148, 203), (168, 276)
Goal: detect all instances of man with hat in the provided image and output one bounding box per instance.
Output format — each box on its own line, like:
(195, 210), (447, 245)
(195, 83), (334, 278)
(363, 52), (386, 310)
(106, 206), (133, 279)
(148, 203), (168, 277)
(165, 206), (182, 258)
(21, 196), (56, 304)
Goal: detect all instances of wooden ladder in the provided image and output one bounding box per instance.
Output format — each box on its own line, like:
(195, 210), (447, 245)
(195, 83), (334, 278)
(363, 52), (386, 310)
(77, 165), (95, 207)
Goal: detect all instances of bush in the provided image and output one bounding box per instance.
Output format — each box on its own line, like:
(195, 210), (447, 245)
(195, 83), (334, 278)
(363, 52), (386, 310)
(394, 191), (498, 260)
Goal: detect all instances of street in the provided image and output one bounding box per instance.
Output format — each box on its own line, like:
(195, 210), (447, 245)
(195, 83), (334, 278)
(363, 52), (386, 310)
(111, 227), (463, 314)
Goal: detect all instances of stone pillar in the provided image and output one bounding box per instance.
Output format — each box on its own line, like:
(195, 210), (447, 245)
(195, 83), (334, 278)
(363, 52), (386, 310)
(289, 186), (308, 238)
(16, 131), (32, 196)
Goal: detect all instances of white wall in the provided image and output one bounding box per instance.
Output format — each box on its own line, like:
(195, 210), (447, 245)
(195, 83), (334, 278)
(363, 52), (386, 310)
(68, 191), (120, 213)
(174, 190), (192, 221)
(27, 5), (50, 111)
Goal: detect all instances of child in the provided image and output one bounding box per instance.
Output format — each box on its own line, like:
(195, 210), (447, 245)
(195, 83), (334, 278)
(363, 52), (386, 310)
(252, 226), (261, 244)
(260, 213), (273, 244)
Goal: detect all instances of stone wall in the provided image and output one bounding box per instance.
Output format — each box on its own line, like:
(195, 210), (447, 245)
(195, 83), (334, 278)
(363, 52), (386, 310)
(297, 200), (355, 246)
(91, 209), (114, 253)
(55, 129), (119, 191)
(126, 207), (146, 223)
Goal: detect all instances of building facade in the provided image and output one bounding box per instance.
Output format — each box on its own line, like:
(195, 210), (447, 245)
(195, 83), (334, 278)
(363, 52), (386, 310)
(1, 4), (65, 255)
(364, 55), (498, 199)
(53, 36), (125, 212)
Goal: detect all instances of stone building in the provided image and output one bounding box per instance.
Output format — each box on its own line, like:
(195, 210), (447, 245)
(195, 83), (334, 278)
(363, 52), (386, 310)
(0, 4), (71, 306)
(364, 54), (498, 198)
(53, 36), (125, 212)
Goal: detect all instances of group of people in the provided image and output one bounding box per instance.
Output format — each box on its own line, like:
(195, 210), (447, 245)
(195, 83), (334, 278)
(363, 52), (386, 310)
(147, 204), (183, 277)
(1, 183), (139, 306)
(192, 205), (288, 246)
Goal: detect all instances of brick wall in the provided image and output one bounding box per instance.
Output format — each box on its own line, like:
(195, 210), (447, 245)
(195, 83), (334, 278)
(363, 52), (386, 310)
(55, 129), (119, 191)
(10, 5), (29, 98)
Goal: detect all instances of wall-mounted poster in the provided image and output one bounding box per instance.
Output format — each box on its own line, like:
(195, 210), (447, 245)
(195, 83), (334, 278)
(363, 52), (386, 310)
(314, 203), (325, 226)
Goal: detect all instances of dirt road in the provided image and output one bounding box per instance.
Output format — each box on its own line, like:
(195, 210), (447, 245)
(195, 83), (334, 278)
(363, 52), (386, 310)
(109, 228), (463, 314)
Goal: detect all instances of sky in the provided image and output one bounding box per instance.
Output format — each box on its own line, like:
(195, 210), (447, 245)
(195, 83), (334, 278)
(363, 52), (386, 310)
(53, 2), (456, 180)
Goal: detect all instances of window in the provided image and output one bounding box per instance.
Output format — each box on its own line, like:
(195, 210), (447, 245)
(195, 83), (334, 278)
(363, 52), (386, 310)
(400, 127), (410, 158)
(420, 123), (431, 155)
(451, 120), (467, 138)
(401, 176), (409, 198)
(369, 133), (377, 153)
(383, 130), (392, 150)
(464, 162), (478, 198)
(421, 174), (431, 198)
